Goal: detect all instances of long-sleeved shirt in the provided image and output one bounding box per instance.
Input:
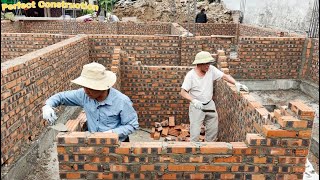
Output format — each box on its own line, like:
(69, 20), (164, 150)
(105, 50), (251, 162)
(45, 88), (139, 142)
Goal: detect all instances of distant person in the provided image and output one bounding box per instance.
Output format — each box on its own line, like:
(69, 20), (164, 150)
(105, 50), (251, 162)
(42, 62), (139, 142)
(195, 8), (208, 23)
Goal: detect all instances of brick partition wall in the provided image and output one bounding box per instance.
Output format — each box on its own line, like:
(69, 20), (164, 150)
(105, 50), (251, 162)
(117, 22), (171, 35)
(180, 35), (236, 66)
(119, 52), (191, 127)
(89, 35), (182, 66)
(1, 35), (90, 166)
(228, 37), (306, 79)
(21, 21), (118, 34)
(300, 38), (319, 85)
(1, 33), (72, 62)
(1, 21), (171, 35)
(89, 35), (235, 67)
(180, 23), (238, 37)
(56, 79), (314, 180)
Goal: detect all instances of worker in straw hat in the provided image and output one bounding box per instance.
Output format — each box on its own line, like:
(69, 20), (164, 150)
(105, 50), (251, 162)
(42, 62), (139, 142)
(180, 51), (249, 142)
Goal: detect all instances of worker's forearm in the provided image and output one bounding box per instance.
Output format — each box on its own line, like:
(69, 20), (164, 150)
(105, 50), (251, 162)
(180, 89), (193, 102)
(223, 74), (237, 84)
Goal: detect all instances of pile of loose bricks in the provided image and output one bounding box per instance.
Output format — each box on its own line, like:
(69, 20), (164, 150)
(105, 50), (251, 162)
(150, 117), (206, 142)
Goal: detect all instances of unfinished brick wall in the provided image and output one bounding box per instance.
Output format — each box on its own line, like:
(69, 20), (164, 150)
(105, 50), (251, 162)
(117, 22), (171, 35)
(1, 35), (90, 166)
(228, 37), (305, 79)
(21, 21), (118, 34)
(1, 33), (72, 62)
(56, 91), (314, 180)
(1, 21), (171, 35)
(120, 53), (191, 127)
(180, 23), (238, 37)
(180, 36), (236, 66)
(300, 38), (319, 85)
(89, 35), (181, 66)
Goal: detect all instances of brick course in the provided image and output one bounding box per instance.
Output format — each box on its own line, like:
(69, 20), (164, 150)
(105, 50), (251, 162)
(1, 33), (72, 62)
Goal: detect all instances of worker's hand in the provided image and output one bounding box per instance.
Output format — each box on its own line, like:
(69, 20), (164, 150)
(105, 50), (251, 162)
(103, 129), (113, 133)
(42, 105), (58, 125)
(235, 82), (249, 93)
(191, 99), (204, 110)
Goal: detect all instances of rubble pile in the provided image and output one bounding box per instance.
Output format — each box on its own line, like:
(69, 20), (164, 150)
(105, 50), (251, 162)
(113, 0), (233, 23)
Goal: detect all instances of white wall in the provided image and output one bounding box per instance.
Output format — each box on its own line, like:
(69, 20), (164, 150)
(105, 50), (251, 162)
(222, 0), (315, 33)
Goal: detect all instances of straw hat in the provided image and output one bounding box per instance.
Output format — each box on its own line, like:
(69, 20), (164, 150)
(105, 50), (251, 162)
(192, 51), (215, 65)
(71, 62), (116, 90)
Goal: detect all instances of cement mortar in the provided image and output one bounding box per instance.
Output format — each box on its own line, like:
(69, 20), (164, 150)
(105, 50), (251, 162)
(1, 106), (82, 180)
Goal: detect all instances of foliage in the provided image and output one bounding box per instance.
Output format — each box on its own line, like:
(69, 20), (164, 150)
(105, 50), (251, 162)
(81, 9), (95, 16)
(98, 0), (118, 12)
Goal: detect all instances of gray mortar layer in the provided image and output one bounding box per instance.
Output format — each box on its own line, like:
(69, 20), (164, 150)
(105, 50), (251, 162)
(1, 106), (82, 180)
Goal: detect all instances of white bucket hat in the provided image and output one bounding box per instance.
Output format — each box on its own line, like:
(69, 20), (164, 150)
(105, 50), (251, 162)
(192, 51), (215, 65)
(71, 62), (116, 90)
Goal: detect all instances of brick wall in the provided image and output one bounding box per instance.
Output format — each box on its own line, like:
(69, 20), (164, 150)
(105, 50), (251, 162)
(1, 33), (72, 62)
(117, 22), (171, 35)
(180, 36), (236, 66)
(228, 37), (305, 79)
(21, 21), (118, 34)
(180, 23), (238, 37)
(1, 20), (22, 33)
(89, 35), (181, 66)
(300, 38), (319, 85)
(1, 21), (171, 35)
(239, 24), (304, 37)
(56, 97), (314, 179)
(1, 35), (90, 166)
(120, 56), (191, 127)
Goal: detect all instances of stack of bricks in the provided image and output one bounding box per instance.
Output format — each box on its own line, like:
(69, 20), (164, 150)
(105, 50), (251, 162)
(150, 117), (206, 142)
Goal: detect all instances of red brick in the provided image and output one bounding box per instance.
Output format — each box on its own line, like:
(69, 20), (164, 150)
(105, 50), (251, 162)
(200, 142), (230, 154)
(262, 125), (297, 138)
(168, 165), (195, 171)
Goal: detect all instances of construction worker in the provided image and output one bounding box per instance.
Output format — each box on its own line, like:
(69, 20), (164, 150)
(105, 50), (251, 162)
(195, 8), (208, 23)
(180, 51), (249, 142)
(42, 62), (139, 142)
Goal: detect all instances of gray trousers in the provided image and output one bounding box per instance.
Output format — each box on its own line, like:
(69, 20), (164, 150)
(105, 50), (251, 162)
(189, 100), (218, 142)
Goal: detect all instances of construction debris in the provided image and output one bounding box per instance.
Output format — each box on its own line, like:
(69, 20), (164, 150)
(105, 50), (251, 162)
(113, 0), (233, 23)
(150, 116), (205, 141)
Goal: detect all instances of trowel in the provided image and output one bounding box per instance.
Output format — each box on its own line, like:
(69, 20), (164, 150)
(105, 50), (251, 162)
(49, 123), (68, 132)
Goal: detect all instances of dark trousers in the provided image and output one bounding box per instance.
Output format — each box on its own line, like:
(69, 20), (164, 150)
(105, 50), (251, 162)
(123, 136), (130, 142)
